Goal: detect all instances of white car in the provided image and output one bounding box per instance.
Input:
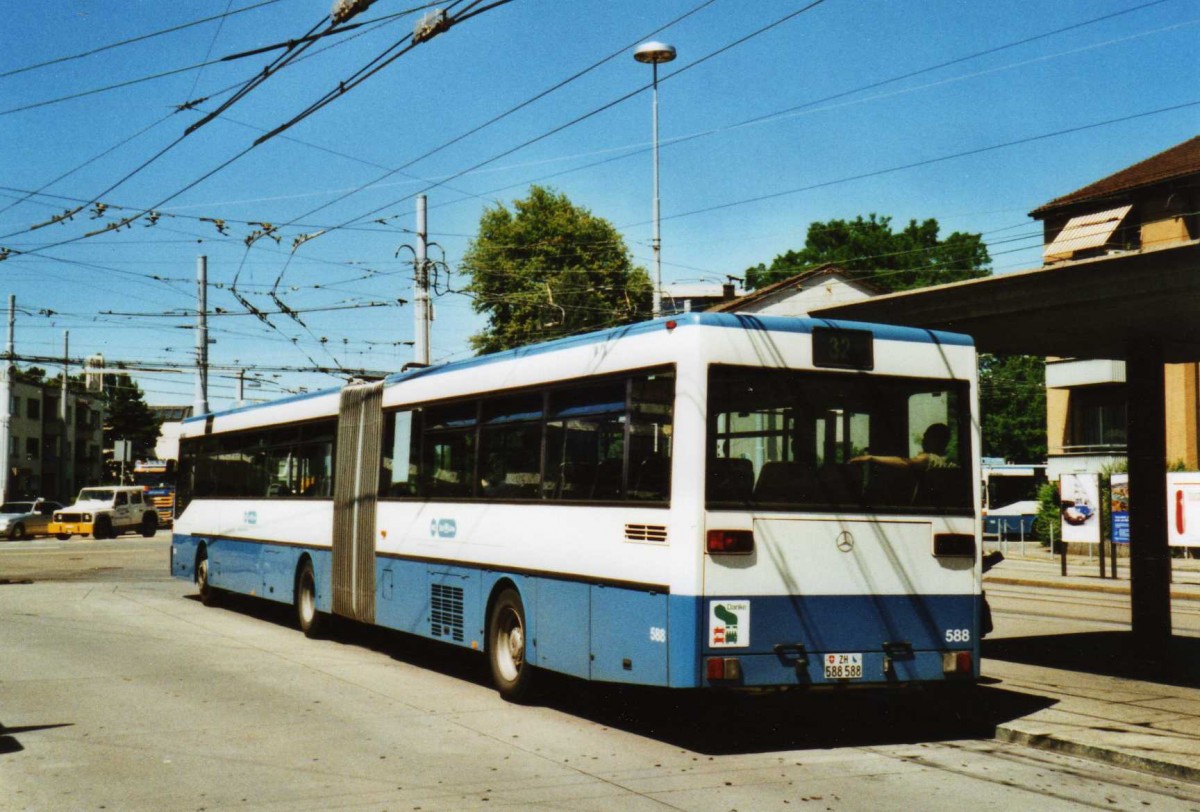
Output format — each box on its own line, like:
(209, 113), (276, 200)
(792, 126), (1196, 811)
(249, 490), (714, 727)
(48, 486), (158, 540)
(0, 499), (62, 540)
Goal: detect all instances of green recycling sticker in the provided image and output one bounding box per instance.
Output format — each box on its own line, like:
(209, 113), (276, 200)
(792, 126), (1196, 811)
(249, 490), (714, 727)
(709, 600), (750, 648)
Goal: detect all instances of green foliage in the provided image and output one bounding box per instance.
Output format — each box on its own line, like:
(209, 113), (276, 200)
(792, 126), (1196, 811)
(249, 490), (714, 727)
(744, 213), (990, 292)
(13, 366), (46, 384)
(102, 373), (160, 459)
(979, 354), (1046, 463)
(461, 186), (652, 354)
(1033, 481), (1060, 543)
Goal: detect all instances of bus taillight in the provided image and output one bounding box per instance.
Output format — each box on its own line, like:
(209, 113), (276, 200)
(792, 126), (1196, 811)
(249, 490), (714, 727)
(706, 656), (742, 681)
(706, 529), (754, 554)
(942, 651), (973, 675)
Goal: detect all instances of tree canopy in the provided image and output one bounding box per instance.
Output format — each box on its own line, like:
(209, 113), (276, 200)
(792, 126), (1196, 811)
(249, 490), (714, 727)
(978, 353), (1046, 463)
(102, 373), (160, 460)
(461, 186), (652, 354)
(744, 213), (991, 292)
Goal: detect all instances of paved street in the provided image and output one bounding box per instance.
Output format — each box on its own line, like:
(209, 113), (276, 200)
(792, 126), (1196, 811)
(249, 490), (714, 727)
(3, 538), (1200, 810)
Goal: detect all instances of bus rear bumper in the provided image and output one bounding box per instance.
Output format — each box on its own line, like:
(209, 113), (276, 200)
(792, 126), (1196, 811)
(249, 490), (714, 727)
(703, 648), (976, 689)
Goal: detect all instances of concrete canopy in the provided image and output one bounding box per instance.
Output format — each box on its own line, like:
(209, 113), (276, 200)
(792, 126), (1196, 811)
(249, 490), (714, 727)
(811, 241), (1200, 363)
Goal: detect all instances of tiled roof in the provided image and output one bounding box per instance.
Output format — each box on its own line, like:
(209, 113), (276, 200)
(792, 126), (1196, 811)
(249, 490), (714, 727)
(1030, 135), (1200, 218)
(706, 263), (883, 312)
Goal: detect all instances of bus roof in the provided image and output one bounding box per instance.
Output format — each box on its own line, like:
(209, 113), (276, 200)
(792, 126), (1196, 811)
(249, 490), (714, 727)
(184, 313), (972, 427)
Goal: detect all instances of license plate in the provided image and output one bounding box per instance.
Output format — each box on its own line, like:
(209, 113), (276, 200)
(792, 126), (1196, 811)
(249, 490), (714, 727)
(824, 652), (863, 680)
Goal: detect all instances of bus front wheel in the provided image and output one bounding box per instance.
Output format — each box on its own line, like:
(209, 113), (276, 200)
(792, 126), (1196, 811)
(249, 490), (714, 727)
(295, 559), (325, 639)
(488, 588), (535, 702)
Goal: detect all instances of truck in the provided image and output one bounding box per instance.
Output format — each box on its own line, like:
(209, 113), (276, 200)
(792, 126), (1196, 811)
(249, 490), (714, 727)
(48, 486), (159, 540)
(132, 459), (176, 528)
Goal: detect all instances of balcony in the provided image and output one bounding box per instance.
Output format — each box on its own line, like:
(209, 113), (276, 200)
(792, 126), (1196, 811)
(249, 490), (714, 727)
(1045, 358), (1125, 389)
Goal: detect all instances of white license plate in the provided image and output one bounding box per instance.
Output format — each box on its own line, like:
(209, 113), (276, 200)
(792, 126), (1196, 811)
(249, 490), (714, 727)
(823, 653), (863, 680)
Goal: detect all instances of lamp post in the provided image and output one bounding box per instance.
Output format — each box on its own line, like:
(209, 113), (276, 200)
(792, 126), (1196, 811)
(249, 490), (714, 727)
(634, 41), (676, 319)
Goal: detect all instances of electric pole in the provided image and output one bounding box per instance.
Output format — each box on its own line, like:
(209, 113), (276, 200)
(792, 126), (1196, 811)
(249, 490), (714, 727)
(414, 194), (430, 366)
(194, 255), (210, 416)
(0, 295), (14, 504)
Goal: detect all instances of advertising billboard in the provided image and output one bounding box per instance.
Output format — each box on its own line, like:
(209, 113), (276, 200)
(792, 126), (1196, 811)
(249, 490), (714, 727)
(1060, 473), (1101, 544)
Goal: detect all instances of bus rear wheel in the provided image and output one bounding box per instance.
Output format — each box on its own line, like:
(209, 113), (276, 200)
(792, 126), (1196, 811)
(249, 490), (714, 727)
(488, 588), (535, 702)
(295, 559), (325, 638)
(197, 550), (220, 606)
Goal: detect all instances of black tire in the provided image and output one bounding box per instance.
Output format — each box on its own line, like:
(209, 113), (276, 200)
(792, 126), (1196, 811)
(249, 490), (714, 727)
(92, 515), (113, 540)
(8, 523), (25, 541)
(295, 559), (325, 638)
(197, 550), (220, 606)
(140, 513), (157, 538)
(55, 533), (71, 541)
(488, 588), (536, 702)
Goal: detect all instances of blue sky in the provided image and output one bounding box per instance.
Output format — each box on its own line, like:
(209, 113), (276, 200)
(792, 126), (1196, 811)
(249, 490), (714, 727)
(1, 0), (1197, 409)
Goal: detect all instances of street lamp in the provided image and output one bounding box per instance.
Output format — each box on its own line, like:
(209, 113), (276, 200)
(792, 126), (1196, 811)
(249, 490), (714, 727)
(634, 41), (676, 319)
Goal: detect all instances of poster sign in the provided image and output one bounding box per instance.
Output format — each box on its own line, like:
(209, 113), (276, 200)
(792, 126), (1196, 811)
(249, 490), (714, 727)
(1059, 473), (1101, 543)
(1167, 472), (1200, 548)
(1110, 473), (1129, 544)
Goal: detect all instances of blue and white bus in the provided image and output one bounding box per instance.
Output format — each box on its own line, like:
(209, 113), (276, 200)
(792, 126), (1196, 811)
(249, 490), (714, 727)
(171, 313), (981, 700)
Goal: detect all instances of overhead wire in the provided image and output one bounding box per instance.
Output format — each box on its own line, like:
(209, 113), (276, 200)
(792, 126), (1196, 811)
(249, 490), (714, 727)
(0, 0), (287, 79)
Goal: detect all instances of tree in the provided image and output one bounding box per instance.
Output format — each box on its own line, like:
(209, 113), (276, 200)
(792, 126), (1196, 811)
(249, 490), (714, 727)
(978, 354), (1046, 463)
(744, 213), (990, 292)
(102, 373), (160, 461)
(461, 186), (652, 354)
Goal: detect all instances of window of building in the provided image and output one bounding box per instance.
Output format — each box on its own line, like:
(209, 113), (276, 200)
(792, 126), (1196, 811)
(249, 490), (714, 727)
(1069, 386), (1127, 449)
(26, 398), (40, 420)
(25, 437), (38, 459)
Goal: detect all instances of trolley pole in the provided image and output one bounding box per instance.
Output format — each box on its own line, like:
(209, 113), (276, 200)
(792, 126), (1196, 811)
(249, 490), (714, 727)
(194, 256), (210, 417)
(0, 295), (14, 504)
(414, 194), (430, 366)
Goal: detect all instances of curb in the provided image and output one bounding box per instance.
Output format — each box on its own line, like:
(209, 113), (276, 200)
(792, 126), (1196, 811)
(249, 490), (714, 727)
(985, 575), (1200, 602)
(995, 725), (1200, 783)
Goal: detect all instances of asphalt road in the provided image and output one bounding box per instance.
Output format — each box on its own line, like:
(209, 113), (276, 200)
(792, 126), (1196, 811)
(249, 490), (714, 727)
(2, 536), (1199, 810)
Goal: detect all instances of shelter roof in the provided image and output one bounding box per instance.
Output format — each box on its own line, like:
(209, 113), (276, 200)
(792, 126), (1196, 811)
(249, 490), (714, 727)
(811, 241), (1200, 362)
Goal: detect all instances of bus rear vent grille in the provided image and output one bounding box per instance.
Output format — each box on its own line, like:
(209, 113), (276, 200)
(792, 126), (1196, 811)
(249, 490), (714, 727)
(625, 524), (668, 543)
(430, 584), (464, 642)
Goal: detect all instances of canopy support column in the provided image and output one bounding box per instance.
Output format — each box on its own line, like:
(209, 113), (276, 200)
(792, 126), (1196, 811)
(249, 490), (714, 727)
(1126, 334), (1172, 662)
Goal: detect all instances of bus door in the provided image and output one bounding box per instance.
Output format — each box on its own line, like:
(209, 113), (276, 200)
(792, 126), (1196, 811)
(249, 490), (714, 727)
(332, 381), (384, 623)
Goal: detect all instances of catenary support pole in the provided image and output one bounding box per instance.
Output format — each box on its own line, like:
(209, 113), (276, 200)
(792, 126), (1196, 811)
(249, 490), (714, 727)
(0, 295), (14, 503)
(61, 331), (70, 497)
(194, 256), (209, 417)
(414, 194), (430, 366)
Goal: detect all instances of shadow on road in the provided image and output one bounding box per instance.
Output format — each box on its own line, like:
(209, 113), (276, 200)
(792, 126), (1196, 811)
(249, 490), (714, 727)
(984, 631), (1200, 688)
(197, 591), (1056, 755)
(0, 723), (74, 756)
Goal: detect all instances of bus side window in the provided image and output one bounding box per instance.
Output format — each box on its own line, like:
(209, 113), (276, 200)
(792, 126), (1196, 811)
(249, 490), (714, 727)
(381, 410), (422, 497)
(423, 402), (477, 498)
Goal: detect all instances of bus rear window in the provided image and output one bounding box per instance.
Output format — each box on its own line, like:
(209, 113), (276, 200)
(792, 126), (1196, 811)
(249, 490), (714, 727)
(706, 366), (972, 514)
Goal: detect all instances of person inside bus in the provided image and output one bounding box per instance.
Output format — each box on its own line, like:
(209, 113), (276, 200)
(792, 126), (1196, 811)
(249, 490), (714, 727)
(849, 422), (955, 472)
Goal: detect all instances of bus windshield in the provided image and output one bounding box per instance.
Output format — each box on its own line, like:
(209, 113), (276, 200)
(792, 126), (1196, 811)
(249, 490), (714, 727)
(707, 365), (973, 514)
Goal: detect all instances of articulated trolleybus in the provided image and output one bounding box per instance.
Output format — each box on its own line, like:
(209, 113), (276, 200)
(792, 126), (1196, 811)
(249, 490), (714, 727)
(171, 313), (981, 699)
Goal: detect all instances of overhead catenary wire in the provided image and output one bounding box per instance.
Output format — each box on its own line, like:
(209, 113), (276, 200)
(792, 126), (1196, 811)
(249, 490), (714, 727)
(0, 0), (287, 80)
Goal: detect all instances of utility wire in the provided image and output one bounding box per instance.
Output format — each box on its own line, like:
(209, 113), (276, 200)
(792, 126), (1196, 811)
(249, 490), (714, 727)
(338, 1), (831, 234)
(0, 0), (287, 79)
(653, 100), (1200, 226)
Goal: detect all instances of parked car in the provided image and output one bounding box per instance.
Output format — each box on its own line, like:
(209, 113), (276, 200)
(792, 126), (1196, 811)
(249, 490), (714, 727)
(48, 486), (158, 540)
(0, 499), (63, 540)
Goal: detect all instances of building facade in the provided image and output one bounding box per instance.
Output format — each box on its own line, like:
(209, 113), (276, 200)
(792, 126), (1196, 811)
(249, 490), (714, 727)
(6, 378), (105, 501)
(1037, 136), (1200, 480)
